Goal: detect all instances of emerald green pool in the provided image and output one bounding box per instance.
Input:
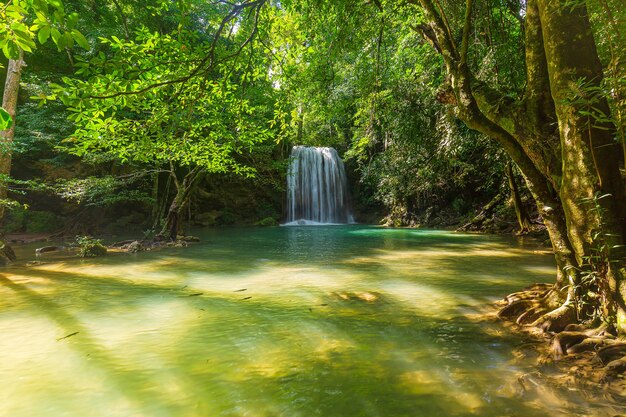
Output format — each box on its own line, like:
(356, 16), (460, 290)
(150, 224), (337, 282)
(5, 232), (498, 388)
(0, 226), (620, 416)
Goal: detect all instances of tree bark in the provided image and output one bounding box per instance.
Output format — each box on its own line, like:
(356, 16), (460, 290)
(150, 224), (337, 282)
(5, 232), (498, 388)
(416, 0), (578, 291)
(0, 50), (24, 264)
(505, 162), (532, 234)
(158, 165), (204, 240)
(536, 0), (626, 330)
(0, 50), (25, 221)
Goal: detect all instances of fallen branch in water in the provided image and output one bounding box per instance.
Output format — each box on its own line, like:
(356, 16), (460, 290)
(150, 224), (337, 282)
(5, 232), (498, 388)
(56, 331), (79, 341)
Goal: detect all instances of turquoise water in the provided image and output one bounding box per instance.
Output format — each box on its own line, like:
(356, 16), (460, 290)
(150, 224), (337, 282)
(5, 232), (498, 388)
(0, 226), (620, 416)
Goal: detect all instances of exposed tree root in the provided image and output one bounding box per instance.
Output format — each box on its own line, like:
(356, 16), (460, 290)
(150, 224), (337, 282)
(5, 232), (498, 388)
(516, 306), (548, 325)
(496, 283), (626, 398)
(531, 303), (576, 333)
(596, 343), (626, 365)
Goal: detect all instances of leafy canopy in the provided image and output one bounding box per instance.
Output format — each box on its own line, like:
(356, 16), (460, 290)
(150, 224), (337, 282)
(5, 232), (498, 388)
(40, 1), (280, 176)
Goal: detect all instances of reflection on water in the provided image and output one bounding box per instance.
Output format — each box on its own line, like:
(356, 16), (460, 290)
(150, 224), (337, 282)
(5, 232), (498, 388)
(0, 226), (620, 416)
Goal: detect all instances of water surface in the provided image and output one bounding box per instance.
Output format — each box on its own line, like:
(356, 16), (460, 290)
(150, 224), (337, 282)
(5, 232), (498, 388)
(0, 226), (619, 416)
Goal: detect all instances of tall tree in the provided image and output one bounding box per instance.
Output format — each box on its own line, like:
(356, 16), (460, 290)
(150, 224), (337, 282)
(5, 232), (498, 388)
(0, 0), (88, 262)
(408, 0), (625, 331)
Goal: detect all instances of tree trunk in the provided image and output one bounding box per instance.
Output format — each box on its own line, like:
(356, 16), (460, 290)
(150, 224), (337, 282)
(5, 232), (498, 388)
(161, 193), (184, 241)
(157, 165), (203, 240)
(505, 162), (532, 234)
(0, 50), (24, 264)
(0, 51), (24, 221)
(412, 0), (626, 329)
(537, 0), (626, 330)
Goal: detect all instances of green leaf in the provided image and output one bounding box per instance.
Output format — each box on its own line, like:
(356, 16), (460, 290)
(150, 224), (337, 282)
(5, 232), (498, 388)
(38, 26), (51, 44)
(0, 108), (13, 131)
(71, 29), (89, 50)
(2, 42), (20, 59)
(50, 27), (62, 47)
(62, 32), (74, 49)
(33, 0), (50, 14)
(67, 13), (79, 29)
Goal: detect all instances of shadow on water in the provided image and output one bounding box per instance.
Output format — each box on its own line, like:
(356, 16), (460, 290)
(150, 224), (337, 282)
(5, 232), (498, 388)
(0, 226), (620, 416)
(0, 273), (195, 416)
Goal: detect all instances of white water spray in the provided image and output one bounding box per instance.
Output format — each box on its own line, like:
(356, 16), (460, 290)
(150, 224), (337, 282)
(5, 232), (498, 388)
(284, 146), (354, 225)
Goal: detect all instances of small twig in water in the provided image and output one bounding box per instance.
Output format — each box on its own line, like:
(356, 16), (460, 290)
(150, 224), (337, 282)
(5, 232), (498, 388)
(57, 331), (79, 341)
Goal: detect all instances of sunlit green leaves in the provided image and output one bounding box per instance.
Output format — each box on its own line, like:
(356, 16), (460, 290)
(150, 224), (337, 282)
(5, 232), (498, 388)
(0, 108), (12, 130)
(53, 4), (279, 176)
(37, 25), (51, 43)
(0, 0), (89, 59)
(71, 29), (89, 50)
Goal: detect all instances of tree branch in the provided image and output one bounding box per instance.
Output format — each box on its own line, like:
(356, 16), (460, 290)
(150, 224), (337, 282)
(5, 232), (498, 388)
(459, 0), (473, 65)
(87, 0), (267, 100)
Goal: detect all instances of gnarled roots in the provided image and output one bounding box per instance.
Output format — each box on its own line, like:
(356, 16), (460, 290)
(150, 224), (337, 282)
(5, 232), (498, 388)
(497, 283), (626, 390)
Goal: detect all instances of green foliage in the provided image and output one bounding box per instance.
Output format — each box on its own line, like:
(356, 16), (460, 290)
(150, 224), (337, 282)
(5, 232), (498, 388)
(54, 174), (153, 207)
(255, 216), (278, 227)
(41, 3), (280, 178)
(4, 206), (64, 233)
(73, 235), (107, 257)
(271, 1), (505, 222)
(0, 0), (89, 59)
(0, 107), (12, 130)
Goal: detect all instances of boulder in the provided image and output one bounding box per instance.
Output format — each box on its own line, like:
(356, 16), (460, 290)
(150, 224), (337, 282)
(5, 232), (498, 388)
(122, 240), (144, 253)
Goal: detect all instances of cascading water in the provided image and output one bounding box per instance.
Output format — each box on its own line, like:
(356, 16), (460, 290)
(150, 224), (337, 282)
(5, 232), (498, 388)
(284, 146), (354, 225)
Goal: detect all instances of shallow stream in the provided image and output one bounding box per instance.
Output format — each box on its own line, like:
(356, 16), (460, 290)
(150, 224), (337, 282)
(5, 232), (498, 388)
(0, 226), (622, 416)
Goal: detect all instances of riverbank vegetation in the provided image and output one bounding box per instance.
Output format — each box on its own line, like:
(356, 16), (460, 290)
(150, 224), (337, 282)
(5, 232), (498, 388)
(1, 0), (625, 399)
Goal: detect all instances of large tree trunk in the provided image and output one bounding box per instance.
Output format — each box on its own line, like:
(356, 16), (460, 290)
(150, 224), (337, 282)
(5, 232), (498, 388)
(412, 0), (626, 330)
(537, 0), (626, 330)
(0, 51), (24, 221)
(0, 51), (24, 265)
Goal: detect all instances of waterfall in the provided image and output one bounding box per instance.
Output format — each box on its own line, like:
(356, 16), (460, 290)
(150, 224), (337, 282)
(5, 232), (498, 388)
(284, 146), (354, 225)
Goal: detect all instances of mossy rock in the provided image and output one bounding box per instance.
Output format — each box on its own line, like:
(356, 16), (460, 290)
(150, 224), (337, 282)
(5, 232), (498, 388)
(177, 235), (200, 242)
(75, 236), (107, 258)
(121, 240), (144, 253)
(79, 243), (107, 257)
